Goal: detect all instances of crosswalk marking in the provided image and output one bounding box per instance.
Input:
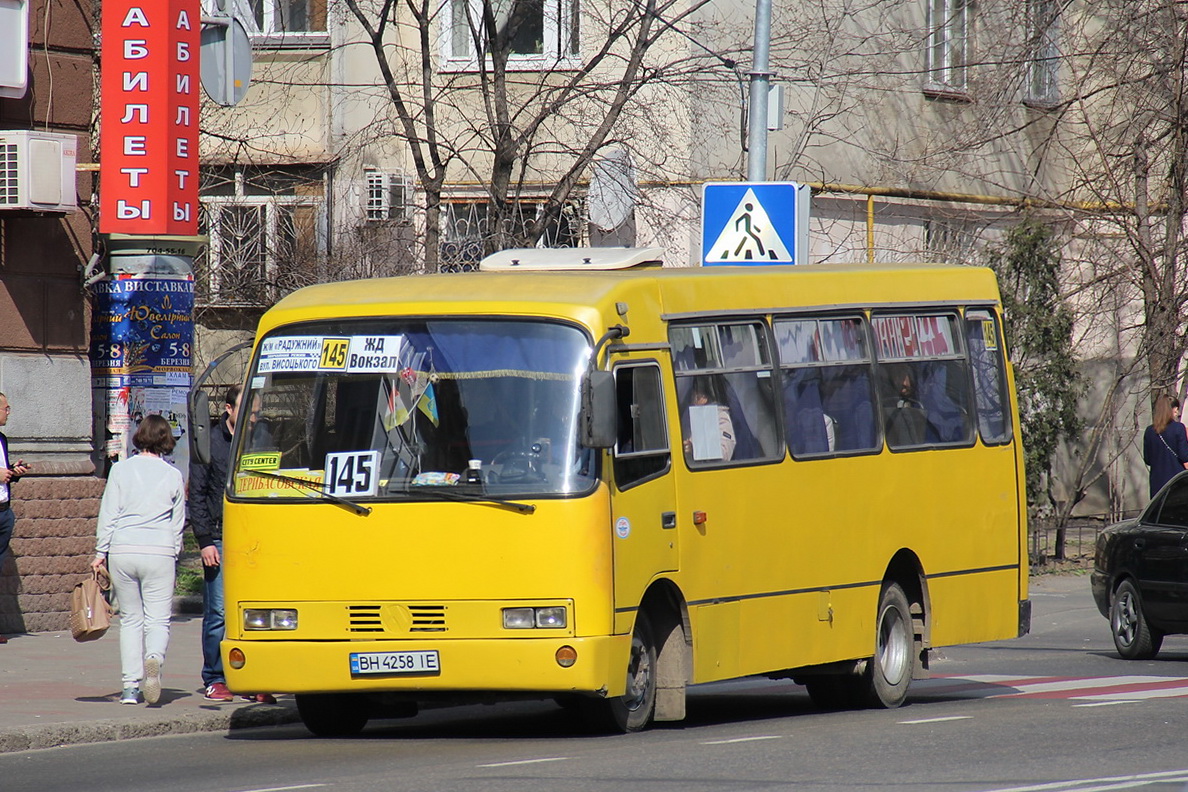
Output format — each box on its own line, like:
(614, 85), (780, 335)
(916, 674), (1188, 701)
(699, 673), (1188, 704)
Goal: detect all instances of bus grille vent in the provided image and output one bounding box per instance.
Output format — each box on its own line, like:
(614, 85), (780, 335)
(409, 605), (447, 632)
(347, 605), (384, 633)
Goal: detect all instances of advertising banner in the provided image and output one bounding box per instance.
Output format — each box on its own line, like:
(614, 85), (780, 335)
(90, 275), (193, 469)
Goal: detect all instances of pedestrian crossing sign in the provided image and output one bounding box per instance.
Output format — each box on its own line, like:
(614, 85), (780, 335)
(701, 181), (810, 266)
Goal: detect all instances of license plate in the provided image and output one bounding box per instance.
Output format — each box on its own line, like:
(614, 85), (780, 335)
(349, 650), (440, 676)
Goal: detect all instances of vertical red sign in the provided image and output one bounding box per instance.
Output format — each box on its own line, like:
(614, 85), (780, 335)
(99, 0), (199, 236)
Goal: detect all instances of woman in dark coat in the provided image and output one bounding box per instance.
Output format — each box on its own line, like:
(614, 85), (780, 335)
(1143, 394), (1188, 498)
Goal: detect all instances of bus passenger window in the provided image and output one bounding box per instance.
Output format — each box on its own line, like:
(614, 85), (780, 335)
(872, 313), (974, 450)
(965, 310), (1012, 444)
(775, 317), (878, 457)
(670, 322), (781, 466)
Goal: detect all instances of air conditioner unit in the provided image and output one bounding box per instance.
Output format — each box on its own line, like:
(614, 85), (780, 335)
(0, 130), (78, 212)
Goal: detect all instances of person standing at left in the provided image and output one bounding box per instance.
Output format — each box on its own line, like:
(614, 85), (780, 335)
(92, 415), (185, 705)
(0, 392), (31, 645)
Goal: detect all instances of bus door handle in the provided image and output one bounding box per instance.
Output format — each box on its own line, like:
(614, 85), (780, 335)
(661, 511), (677, 529)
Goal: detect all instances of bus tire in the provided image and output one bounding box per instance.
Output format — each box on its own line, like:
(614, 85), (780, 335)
(580, 610), (657, 733)
(296, 693), (370, 737)
(1111, 579), (1163, 660)
(865, 582), (915, 708)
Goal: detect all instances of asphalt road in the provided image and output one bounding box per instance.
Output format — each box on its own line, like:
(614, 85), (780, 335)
(5, 573), (1188, 792)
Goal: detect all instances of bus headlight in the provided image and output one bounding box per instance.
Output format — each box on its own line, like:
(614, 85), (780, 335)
(502, 607), (567, 629)
(244, 608), (298, 631)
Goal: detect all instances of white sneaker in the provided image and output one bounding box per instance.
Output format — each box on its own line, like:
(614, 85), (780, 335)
(120, 686), (140, 705)
(143, 655), (162, 704)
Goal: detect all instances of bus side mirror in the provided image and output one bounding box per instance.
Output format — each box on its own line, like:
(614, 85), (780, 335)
(581, 370), (617, 449)
(189, 389), (211, 465)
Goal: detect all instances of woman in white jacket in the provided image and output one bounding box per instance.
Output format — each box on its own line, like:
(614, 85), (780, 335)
(92, 415), (185, 705)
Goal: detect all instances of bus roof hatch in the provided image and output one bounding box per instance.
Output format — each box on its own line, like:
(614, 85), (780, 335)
(479, 247), (665, 271)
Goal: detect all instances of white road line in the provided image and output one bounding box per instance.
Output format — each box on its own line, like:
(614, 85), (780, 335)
(898, 715), (973, 725)
(477, 758), (569, 768)
(237, 786), (329, 792)
(978, 768), (1188, 792)
(701, 735), (782, 745)
(1071, 700), (1141, 708)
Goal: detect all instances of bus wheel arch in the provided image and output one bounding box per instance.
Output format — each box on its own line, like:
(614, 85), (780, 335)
(884, 550), (930, 673)
(642, 580), (691, 723)
(581, 580), (689, 732)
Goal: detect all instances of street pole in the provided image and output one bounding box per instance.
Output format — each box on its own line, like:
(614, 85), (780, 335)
(747, 0), (773, 182)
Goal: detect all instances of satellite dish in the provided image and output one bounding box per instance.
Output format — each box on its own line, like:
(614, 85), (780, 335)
(200, 17), (253, 107)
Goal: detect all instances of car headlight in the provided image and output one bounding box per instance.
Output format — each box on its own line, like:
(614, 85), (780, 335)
(244, 608), (298, 631)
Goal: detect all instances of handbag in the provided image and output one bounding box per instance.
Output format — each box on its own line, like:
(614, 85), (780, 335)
(70, 567), (113, 642)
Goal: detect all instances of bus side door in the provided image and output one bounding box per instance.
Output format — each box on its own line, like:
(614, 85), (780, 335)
(608, 360), (679, 620)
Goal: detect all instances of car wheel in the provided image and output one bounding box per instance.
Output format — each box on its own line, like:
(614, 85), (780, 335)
(1110, 579), (1164, 660)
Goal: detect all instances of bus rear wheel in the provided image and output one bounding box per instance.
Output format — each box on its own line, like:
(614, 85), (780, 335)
(864, 582), (915, 708)
(296, 693), (370, 737)
(580, 611), (657, 733)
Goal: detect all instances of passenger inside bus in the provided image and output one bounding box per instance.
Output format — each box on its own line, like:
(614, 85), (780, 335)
(681, 376), (737, 461)
(883, 365), (929, 446)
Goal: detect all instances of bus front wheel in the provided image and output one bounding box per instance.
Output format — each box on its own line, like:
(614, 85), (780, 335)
(296, 693), (370, 737)
(580, 611), (657, 733)
(865, 582), (915, 708)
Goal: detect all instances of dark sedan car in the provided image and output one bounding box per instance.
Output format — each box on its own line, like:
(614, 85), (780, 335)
(1092, 470), (1188, 659)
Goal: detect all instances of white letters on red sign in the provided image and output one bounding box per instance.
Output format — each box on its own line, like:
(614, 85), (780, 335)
(100, 0), (200, 235)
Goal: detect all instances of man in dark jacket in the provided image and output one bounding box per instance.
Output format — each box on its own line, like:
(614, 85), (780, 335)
(187, 385), (240, 700)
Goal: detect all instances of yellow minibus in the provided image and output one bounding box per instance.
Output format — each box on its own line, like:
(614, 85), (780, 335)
(214, 247), (1029, 736)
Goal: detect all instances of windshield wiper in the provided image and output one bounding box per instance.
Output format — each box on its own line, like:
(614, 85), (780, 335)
(404, 485), (536, 515)
(242, 469), (372, 516)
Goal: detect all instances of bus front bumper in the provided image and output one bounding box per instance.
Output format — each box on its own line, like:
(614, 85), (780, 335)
(221, 634), (630, 696)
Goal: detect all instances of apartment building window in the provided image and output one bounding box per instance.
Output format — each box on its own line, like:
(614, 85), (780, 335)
(439, 199), (583, 272)
(206, 0), (328, 46)
(925, 0), (969, 94)
(365, 170), (409, 222)
(196, 165), (327, 306)
(1025, 0), (1059, 106)
(250, 0), (325, 33)
(444, 0), (580, 70)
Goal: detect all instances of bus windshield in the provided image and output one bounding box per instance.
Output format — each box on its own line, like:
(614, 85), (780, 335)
(230, 318), (596, 502)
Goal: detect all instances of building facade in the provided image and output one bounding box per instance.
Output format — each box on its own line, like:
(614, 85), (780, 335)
(0, 0), (101, 633)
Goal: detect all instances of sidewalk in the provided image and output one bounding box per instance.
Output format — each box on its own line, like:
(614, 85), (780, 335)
(0, 612), (300, 754)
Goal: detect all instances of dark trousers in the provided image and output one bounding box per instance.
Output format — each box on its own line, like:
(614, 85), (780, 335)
(0, 507), (13, 567)
(201, 539), (226, 687)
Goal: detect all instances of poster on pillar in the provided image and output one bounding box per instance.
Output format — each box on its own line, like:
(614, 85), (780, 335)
(90, 275), (194, 475)
(98, 0), (200, 236)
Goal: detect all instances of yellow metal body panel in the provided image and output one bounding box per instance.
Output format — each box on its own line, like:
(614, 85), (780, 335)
(222, 261), (1028, 699)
